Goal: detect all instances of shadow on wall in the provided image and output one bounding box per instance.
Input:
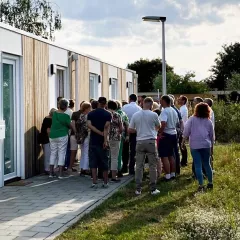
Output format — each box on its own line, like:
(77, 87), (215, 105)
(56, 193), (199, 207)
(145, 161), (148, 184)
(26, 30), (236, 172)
(25, 126), (44, 179)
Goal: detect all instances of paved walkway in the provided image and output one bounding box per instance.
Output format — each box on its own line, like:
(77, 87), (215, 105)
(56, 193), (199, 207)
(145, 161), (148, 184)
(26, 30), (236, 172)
(0, 173), (132, 240)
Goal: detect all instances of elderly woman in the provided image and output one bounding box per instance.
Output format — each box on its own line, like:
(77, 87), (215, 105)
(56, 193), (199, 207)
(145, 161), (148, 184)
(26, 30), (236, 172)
(40, 108), (57, 173)
(182, 103), (214, 192)
(49, 99), (75, 179)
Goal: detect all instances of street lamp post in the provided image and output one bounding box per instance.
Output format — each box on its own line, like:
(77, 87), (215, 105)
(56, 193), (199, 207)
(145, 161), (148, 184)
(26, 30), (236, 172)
(142, 16), (167, 95)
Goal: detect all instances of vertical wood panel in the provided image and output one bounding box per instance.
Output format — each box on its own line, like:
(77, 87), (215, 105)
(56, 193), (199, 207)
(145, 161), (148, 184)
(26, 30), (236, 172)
(134, 75), (138, 94)
(102, 63), (109, 99)
(79, 55), (89, 103)
(121, 70), (127, 100)
(117, 68), (122, 100)
(71, 59), (76, 101)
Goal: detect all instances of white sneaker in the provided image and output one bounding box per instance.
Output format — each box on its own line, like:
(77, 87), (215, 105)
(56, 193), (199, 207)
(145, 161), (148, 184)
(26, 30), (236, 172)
(151, 189), (160, 195)
(102, 183), (109, 189)
(135, 190), (142, 196)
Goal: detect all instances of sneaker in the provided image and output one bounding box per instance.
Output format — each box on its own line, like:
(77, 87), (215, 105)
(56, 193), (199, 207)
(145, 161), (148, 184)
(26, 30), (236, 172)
(197, 186), (205, 192)
(135, 190), (142, 196)
(207, 183), (213, 190)
(49, 174), (56, 178)
(102, 183), (109, 189)
(91, 183), (98, 189)
(58, 176), (64, 180)
(151, 189), (160, 195)
(111, 178), (121, 183)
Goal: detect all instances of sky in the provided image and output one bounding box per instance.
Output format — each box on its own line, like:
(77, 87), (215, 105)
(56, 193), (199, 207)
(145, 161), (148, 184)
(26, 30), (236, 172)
(53, 0), (240, 80)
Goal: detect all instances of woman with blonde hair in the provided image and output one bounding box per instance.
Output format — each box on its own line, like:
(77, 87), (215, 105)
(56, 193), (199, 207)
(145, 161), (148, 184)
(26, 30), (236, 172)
(40, 108), (57, 173)
(75, 102), (92, 176)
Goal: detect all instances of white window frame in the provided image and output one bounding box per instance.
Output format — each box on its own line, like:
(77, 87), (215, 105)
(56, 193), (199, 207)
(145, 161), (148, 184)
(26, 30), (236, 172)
(0, 54), (24, 183)
(110, 78), (118, 100)
(89, 73), (99, 100)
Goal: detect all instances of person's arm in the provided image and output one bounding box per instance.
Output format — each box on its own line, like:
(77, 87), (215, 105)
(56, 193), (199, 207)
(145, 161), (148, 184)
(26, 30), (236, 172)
(128, 115), (136, 134)
(154, 114), (160, 131)
(158, 110), (167, 135)
(103, 121), (111, 148)
(87, 120), (104, 136)
(209, 121), (214, 155)
(119, 117), (123, 134)
(181, 117), (192, 147)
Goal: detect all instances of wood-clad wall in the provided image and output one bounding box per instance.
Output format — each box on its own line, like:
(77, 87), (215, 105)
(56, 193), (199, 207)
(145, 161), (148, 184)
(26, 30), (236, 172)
(79, 55), (89, 103)
(121, 70), (127, 100)
(23, 36), (49, 178)
(117, 68), (122, 100)
(134, 74), (138, 94)
(71, 57), (76, 101)
(102, 63), (109, 99)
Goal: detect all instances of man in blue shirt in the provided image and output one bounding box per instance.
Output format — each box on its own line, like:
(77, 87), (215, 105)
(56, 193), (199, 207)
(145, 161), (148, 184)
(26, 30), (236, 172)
(87, 97), (112, 188)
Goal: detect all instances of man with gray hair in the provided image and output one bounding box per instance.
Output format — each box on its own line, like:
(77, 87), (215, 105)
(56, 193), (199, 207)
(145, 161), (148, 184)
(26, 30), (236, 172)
(129, 97), (160, 195)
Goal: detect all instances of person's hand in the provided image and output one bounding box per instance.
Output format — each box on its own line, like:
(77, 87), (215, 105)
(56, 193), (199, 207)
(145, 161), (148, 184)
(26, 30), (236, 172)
(101, 132), (104, 136)
(125, 136), (129, 142)
(103, 141), (109, 149)
(181, 142), (186, 150)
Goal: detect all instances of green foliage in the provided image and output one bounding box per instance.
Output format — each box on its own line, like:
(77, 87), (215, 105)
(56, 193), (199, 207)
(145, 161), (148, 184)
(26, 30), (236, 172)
(207, 43), (240, 90)
(0, 0), (62, 40)
(127, 58), (174, 92)
(153, 71), (209, 94)
(213, 101), (240, 142)
(227, 73), (240, 90)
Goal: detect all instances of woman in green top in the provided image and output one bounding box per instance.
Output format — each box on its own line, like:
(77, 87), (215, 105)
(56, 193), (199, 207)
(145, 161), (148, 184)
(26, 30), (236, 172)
(116, 101), (129, 177)
(49, 98), (76, 179)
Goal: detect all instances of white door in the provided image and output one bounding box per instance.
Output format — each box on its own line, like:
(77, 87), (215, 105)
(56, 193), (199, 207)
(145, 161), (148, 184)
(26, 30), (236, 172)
(1, 59), (17, 180)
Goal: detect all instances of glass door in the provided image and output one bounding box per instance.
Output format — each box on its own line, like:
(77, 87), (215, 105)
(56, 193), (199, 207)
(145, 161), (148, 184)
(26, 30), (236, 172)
(2, 59), (17, 180)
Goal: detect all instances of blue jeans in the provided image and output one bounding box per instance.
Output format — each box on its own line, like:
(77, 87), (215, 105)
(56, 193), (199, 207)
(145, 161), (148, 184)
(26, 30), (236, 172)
(190, 148), (213, 186)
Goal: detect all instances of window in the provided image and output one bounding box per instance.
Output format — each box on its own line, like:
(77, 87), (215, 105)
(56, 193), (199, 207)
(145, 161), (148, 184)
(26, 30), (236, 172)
(57, 69), (64, 97)
(89, 73), (98, 100)
(128, 82), (133, 95)
(111, 78), (118, 100)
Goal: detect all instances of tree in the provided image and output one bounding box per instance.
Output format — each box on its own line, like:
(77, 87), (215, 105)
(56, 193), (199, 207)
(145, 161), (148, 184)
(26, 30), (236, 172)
(227, 73), (240, 90)
(207, 43), (240, 90)
(127, 58), (174, 92)
(153, 71), (209, 94)
(0, 0), (62, 41)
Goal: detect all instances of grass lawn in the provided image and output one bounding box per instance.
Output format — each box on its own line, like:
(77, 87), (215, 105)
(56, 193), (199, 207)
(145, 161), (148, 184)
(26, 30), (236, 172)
(57, 144), (240, 240)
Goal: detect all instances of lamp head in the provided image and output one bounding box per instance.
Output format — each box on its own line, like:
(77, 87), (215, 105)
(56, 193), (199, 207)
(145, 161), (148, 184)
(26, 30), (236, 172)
(142, 16), (166, 22)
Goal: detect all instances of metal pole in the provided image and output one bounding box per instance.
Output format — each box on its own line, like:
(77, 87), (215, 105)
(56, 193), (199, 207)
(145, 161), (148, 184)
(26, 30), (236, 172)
(162, 20), (167, 95)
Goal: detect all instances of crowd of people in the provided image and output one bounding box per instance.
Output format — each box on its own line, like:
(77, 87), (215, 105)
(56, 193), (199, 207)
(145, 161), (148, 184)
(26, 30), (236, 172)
(40, 93), (215, 194)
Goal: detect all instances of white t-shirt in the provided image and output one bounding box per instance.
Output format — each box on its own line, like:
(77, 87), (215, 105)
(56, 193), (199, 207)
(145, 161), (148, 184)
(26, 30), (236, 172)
(129, 110), (160, 141)
(122, 102), (142, 122)
(180, 105), (188, 125)
(210, 108), (215, 129)
(160, 107), (179, 135)
(65, 108), (73, 119)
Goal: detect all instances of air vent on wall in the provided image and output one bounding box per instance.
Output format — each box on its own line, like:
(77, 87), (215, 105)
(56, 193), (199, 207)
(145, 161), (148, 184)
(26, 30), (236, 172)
(50, 64), (57, 75)
(98, 75), (102, 83)
(109, 78), (112, 85)
(126, 81), (129, 88)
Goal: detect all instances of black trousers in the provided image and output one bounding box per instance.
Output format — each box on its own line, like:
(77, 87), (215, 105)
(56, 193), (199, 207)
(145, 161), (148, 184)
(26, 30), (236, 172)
(174, 136), (181, 175)
(179, 134), (188, 165)
(129, 133), (137, 174)
(122, 140), (129, 172)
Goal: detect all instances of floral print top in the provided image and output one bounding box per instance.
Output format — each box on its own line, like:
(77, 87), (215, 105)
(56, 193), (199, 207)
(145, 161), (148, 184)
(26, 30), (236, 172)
(109, 111), (123, 141)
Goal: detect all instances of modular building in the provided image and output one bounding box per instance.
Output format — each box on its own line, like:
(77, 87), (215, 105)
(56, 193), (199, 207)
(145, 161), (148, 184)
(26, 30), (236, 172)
(0, 23), (138, 187)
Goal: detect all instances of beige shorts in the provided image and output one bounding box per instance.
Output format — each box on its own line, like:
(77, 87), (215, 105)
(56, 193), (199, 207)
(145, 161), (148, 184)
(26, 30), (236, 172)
(70, 135), (78, 151)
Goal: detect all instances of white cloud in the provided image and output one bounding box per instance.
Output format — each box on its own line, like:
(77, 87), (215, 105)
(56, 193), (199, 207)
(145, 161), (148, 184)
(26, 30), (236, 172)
(54, 1), (240, 81)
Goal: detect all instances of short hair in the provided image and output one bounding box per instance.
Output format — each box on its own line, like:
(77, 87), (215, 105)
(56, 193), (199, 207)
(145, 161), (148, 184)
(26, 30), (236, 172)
(98, 97), (107, 105)
(169, 96), (174, 106)
(49, 108), (57, 117)
(168, 94), (175, 101)
(194, 97), (204, 103)
(194, 103), (210, 119)
(129, 94), (137, 102)
(91, 100), (98, 110)
(153, 109), (161, 116)
(80, 102), (91, 112)
(90, 98), (96, 103)
(204, 98), (213, 107)
(141, 95), (147, 99)
(108, 100), (118, 110)
(59, 98), (69, 111)
(152, 102), (159, 110)
(115, 100), (122, 109)
(180, 95), (188, 105)
(122, 100), (128, 106)
(69, 99), (75, 109)
(57, 97), (63, 102)
(161, 95), (171, 105)
(80, 101), (85, 108)
(144, 97), (154, 104)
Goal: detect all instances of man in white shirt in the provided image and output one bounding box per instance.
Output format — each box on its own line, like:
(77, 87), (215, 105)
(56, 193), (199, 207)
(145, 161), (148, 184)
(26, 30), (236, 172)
(129, 97), (160, 195)
(177, 95), (189, 167)
(204, 98), (215, 130)
(122, 94), (142, 174)
(159, 95), (179, 181)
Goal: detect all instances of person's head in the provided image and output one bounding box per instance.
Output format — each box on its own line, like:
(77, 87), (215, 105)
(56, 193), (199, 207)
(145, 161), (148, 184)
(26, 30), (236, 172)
(169, 96), (174, 107)
(204, 98), (213, 108)
(90, 98), (95, 103)
(80, 102), (91, 114)
(107, 100), (118, 111)
(98, 97), (107, 108)
(194, 102), (210, 119)
(122, 100), (128, 107)
(80, 101), (85, 109)
(129, 94), (137, 103)
(153, 108), (161, 116)
(49, 108), (57, 117)
(57, 97), (63, 109)
(59, 98), (69, 111)
(152, 102), (159, 111)
(91, 100), (98, 110)
(178, 95), (188, 106)
(143, 97), (154, 110)
(168, 94), (175, 105)
(161, 95), (171, 108)
(69, 99), (75, 109)
(115, 100), (122, 110)
(193, 97), (204, 106)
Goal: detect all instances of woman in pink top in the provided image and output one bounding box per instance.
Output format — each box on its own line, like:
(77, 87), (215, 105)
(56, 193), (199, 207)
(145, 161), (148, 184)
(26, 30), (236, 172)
(182, 103), (214, 192)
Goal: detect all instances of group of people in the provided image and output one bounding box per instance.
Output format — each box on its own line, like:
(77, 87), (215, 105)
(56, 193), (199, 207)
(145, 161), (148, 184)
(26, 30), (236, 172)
(40, 93), (215, 194)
